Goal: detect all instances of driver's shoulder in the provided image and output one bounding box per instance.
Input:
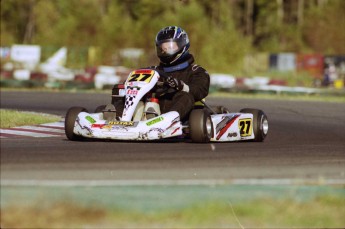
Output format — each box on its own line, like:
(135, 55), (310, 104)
(190, 64), (209, 77)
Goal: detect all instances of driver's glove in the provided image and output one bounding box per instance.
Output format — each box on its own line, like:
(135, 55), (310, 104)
(166, 76), (183, 91)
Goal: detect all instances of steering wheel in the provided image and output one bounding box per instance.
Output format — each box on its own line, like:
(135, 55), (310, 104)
(154, 69), (177, 95)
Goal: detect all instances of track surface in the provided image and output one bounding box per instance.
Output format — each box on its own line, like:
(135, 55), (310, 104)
(1, 90), (344, 182)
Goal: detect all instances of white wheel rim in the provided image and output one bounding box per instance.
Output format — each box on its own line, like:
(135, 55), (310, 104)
(206, 117), (212, 137)
(262, 117), (268, 135)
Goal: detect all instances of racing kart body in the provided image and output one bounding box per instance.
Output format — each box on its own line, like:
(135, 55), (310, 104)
(65, 69), (268, 143)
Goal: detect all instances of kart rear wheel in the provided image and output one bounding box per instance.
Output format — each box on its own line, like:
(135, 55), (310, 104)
(189, 109), (213, 143)
(240, 108), (268, 142)
(65, 106), (87, 141)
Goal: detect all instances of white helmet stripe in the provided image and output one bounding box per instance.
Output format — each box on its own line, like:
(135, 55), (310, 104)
(173, 26), (178, 38)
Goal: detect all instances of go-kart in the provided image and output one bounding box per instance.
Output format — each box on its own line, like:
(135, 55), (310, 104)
(65, 69), (268, 143)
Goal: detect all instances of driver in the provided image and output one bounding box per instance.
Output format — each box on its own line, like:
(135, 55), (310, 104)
(151, 26), (210, 121)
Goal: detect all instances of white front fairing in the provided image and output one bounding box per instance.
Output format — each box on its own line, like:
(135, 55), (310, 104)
(121, 69), (160, 121)
(73, 111), (182, 140)
(210, 113), (255, 142)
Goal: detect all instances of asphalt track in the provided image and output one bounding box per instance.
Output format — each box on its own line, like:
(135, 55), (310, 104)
(1, 90), (345, 183)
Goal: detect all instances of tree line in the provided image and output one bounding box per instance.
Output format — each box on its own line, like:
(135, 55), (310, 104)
(1, 0), (344, 72)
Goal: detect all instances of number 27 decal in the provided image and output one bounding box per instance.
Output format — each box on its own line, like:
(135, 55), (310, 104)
(239, 118), (252, 137)
(128, 70), (154, 83)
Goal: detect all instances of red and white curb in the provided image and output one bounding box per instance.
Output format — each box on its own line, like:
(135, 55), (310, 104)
(0, 121), (65, 138)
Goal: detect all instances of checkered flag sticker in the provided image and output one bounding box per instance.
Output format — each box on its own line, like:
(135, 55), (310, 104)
(124, 87), (140, 110)
(124, 95), (135, 109)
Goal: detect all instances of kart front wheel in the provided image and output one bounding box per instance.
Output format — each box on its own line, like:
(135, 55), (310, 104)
(240, 108), (268, 142)
(65, 106), (87, 141)
(189, 109), (213, 143)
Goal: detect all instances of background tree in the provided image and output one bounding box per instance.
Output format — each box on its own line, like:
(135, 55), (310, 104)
(1, 0), (344, 71)
(303, 0), (345, 54)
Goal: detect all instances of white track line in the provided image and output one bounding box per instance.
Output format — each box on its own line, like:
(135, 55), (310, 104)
(0, 129), (59, 137)
(41, 121), (64, 128)
(0, 121), (65, 138)
(1, 178), (345, 187)
(18, 126), (65, 133)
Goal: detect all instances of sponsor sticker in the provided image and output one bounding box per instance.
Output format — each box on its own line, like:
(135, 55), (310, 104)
(134, 69), (153, 74)
(126, 88), (139, 95)
(146, 117), (164, 126)
(108, 121), (135, 126)
(85, 116), (96, 124)
(91, 124), (105, 128)
(228, 132), (238, 138)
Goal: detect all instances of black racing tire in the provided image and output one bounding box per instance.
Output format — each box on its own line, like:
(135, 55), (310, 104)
(94, 105), (106, 113)
(240, 108), (268, 142)
(65, 106), (87, 141)
(189, 109), (213, 143)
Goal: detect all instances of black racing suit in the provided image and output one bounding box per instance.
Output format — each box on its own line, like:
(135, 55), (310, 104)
(151, 54), (210, 121)
(112, 54), (210, 121)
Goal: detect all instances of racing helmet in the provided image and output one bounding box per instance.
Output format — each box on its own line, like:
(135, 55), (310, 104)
(155, 26), (190, 65)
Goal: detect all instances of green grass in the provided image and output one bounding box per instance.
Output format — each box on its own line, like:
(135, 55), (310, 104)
(0, 109), (61, 128)
(1, 195), (344, 228)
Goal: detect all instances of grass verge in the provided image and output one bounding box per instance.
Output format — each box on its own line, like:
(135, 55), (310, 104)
(1, 195), (344, 228)
(0, 109), (61, 128)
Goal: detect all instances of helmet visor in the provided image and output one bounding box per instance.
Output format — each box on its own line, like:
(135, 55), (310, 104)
(157, 40), (179, 56)
(156, 39), (186, 57)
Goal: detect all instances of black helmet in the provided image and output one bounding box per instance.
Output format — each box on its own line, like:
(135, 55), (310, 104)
(155, 26), (190, 65)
